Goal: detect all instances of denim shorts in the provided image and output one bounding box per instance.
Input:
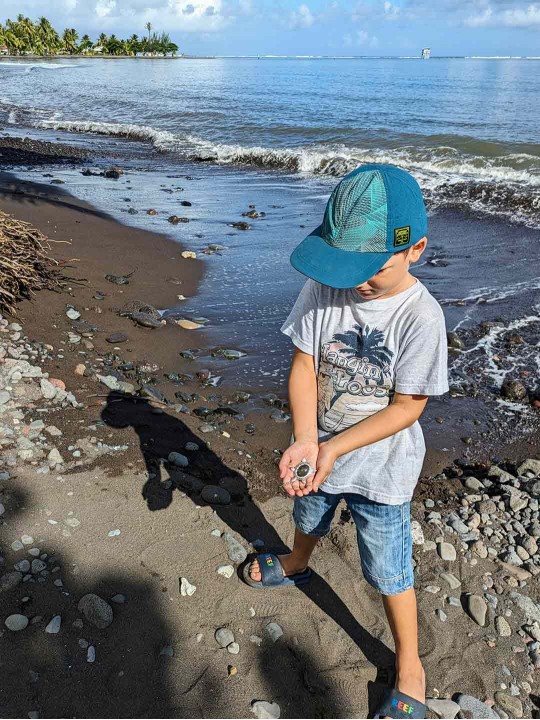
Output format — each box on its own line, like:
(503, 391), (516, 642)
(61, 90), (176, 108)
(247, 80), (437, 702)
(293, 489), (414, 596)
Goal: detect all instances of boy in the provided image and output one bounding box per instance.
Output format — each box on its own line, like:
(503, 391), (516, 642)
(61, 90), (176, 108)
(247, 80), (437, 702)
(243, 163), (449, 719)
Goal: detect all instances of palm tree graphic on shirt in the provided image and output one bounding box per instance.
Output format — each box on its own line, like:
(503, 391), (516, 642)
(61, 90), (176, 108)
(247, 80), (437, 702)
(318, 324), (394, 431)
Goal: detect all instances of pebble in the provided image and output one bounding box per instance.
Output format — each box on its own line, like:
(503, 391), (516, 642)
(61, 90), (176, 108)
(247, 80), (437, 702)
(251, 701), (280, 719)
(0, 390), (10, 405)
(5, 614), (29, 631)
(436, 609), (448, 622)
(265, 622), (283, 642)
(1, 571), (23, 592)
(15, 559), (30, 573)
(440, 572), (461, 590)
(87, 646), (96, 663)
(493, 692), (523, 718)
(45, 615), (62, 634)
(224, 533), (248, 563)
(250, 634), (262, 646)
(66, 308), (80, 320)
(180, 577), (196, 596)
(106, 332), (128, 344)
(438, 542), (457, 562)
(411, 520), (425, 545)
(466, 594), (488, 626)
(31, 559), (46, 574)
(168, 451), (189, 467)
(495, 616), (512, 637)
(78, 593), (114, 629)
(215, 627), (235, 648)
(426, 698), (460, 719)
(227, 642), (240, 654)
(217, 564), (235, 579)
(201, 485), (231, 505)
(456, 694), (498, 718)
(111, 594), (126, 604)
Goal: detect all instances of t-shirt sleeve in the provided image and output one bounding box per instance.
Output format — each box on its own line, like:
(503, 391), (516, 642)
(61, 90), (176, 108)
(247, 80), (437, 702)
(393, 312), (450, 396)
(279, 278), (318, 355)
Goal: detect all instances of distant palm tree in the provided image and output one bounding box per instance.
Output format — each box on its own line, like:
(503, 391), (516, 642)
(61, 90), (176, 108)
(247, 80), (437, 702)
(78, 34), (93, 53)
(62, 27), (79, 54)
(126, 33), (140, 55)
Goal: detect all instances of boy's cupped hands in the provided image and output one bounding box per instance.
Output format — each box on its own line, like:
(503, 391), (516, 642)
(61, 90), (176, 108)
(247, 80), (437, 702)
(279, 439), (338, 497)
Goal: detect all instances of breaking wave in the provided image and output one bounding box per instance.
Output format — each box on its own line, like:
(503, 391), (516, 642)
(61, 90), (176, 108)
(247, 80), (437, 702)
(4, 113), (540, 228)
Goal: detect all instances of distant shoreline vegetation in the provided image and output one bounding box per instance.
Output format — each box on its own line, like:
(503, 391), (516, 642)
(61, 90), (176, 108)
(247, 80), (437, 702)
(0, 16), (179, 57)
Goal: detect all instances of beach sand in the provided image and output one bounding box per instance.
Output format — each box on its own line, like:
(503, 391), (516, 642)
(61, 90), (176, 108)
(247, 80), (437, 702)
(1, 154), (540, 719)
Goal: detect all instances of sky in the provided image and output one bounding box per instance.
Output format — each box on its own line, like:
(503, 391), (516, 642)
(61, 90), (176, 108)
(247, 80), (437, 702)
(1, 0), (539, 56)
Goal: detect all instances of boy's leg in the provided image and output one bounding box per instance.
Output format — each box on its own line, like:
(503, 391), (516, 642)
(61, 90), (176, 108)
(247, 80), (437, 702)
(382, 589), (425, 708)
(247, 489), (341, 582)
(347, 495), (425, 709)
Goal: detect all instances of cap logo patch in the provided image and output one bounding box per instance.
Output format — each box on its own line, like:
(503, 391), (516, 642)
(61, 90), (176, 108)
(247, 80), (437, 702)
(393, 226), (410, 247)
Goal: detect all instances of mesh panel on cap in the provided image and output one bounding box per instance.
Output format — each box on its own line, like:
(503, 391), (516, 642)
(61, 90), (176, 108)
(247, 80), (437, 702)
(325, 170), (388, 252)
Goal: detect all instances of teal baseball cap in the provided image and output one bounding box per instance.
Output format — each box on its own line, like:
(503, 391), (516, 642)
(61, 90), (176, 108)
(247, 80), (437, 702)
(290, 163), (427, 289)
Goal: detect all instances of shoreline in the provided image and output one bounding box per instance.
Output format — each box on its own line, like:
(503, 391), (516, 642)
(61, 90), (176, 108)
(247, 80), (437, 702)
(0, 138), (538, 490)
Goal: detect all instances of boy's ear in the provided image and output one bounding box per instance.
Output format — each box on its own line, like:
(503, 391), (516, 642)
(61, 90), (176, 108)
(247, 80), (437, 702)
(409, 236), (427, 261)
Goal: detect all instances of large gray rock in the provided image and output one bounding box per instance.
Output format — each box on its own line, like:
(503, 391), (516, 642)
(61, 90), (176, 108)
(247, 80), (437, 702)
(488, 465), (516, 484)
(465, 594), (488, 626)
(77, 593), (113, 629)
(494, 692), (523, 718)
(215, 627), (235, 648)
(456, 694), (498, 718)
(518, 459), (540, 477)
(440, 572), (461, 590)
(509, 592), (540, 623)
(438, 542), (456, 562)
(224, 533), (247, 563)
(426, 698), (460, 719)
(5, 614), (29, 631)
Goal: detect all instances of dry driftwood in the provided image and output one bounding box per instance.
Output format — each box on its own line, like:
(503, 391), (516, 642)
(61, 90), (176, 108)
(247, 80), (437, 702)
(0, 210), (78, 315)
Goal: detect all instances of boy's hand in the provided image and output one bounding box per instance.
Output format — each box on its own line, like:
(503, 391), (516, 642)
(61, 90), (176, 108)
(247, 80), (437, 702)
(279, 440), (319, 497)
(310, 441), (338, 493)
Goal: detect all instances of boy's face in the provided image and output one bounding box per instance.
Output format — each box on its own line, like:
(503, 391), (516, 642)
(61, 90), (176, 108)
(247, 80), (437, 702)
(354, 236), (427, 298)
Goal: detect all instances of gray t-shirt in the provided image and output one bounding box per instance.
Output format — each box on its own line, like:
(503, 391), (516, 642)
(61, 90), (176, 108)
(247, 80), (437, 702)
(280, 276), (449, 505)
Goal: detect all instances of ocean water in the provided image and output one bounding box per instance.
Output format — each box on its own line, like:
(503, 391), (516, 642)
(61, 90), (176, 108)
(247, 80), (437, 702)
(0, 56), (539, 448)
(1, 56), (539, 227)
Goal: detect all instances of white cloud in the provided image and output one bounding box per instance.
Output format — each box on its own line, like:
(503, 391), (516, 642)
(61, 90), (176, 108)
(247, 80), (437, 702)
(464, 2), (540, 27)
(95, 0), (116, 18)
(288, 3), (316, 30)
(383, 1), (400, 19)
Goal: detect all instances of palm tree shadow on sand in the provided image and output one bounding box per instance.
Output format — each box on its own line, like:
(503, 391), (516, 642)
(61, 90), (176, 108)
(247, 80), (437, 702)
(101, 390), (398, 716)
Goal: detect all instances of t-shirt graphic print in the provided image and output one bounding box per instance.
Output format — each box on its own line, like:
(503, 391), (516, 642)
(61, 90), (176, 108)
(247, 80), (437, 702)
(318, 324), (394, 433)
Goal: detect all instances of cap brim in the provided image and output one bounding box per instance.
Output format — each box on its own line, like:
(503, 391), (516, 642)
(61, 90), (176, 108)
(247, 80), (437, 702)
(290, 226), (392, 289)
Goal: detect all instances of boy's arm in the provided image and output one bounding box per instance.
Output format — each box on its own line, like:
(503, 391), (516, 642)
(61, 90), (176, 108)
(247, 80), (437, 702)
(288, 346), (318, 443)
(322, 392), (428, 459)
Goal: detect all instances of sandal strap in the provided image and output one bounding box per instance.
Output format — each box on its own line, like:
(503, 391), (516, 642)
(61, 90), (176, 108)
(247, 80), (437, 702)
(374, 689), (426, 719)
(258, 553), (286, 585)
